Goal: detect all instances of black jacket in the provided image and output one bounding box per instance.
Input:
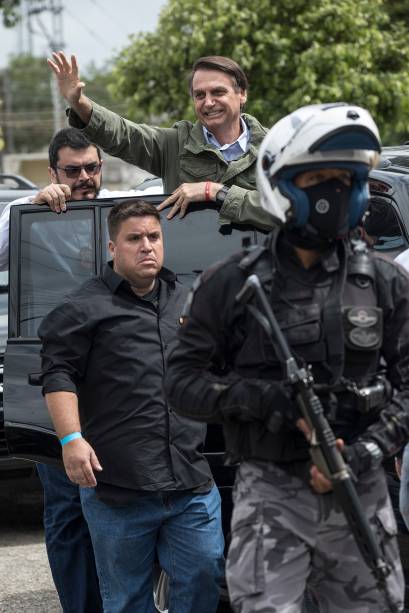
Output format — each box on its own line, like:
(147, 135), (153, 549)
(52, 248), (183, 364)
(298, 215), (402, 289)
(164, 229), (409, 465)
(39, 263), (212, 493)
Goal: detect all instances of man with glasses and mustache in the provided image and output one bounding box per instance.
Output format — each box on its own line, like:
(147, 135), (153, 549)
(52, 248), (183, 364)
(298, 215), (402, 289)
(0, 126), (161, 613)
(38, 126), (103, 205)
(0, 127), (162, 268)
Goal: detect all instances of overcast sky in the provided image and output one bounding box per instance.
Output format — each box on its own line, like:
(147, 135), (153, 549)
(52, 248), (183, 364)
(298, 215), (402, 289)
(0, 0), (168, 69)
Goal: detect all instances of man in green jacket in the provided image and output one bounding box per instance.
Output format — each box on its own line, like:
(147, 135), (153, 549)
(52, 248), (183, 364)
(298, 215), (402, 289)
(48, 52), (274, 230)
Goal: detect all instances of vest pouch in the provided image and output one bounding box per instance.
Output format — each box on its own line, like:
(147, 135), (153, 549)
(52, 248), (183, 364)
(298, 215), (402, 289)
(224, 421), (310, 464)
(234, 317), (282, 377)
(342, 306), (383, 351)
(263, 303), (326, 365)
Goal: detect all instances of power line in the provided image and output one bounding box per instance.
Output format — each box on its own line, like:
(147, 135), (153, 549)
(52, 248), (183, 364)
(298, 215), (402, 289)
(90, 0), (125, 35)
(64, 6), (108, 47)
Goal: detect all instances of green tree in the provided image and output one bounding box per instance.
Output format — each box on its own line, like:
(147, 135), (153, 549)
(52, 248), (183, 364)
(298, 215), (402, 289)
(84, 61), (127, 116)
(385, 0), (409, 28)
(110, 0), (409, 144)
(0, 54), (122, 153)
(0, 1), (26, 157)
(0, 54), (54, 152)
(0, 0), (22, 26)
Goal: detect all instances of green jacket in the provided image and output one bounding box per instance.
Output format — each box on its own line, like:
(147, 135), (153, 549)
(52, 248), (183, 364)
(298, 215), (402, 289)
(69, 102), (275, 230)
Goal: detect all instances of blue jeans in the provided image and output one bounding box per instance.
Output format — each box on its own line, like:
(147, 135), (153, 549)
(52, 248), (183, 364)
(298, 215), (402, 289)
(399, 443), (409, 531)
(37, 464), (102, 612)
(80, 485), (225, 613)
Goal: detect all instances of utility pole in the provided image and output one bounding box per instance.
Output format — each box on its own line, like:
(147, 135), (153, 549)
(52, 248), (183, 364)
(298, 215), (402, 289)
(49, 0), (64, 133)
(26, 0), (65, 133)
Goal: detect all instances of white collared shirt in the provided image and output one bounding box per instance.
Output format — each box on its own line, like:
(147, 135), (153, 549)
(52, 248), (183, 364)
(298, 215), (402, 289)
(202, 116), (250, 162)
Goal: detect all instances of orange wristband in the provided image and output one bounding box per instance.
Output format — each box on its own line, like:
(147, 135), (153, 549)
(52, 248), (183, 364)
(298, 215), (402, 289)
(204, 181), (211, 201)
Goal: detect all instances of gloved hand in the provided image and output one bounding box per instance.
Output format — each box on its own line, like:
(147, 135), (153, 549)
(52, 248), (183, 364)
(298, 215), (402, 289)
(222, 378), (299, 432)
(260, 381), (300, 433)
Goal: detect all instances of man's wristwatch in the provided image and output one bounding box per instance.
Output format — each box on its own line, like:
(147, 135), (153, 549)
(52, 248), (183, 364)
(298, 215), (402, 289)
(215, 185), (229, 206)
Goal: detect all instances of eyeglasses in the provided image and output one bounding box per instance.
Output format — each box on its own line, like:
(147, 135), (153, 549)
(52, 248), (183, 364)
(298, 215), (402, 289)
(56, 163), (102, 178)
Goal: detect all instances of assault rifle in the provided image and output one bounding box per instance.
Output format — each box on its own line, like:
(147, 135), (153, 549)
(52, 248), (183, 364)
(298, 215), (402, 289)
(236, 273), (398, 612)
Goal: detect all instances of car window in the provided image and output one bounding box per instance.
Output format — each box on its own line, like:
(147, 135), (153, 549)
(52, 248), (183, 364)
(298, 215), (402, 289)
(13, 201), (256, 338)
(363, 196), (407, 254)
(19, 209), (95, 337)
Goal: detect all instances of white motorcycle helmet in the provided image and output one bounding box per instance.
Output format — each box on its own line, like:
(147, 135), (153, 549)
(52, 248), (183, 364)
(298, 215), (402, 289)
(257, 103), (381, 234)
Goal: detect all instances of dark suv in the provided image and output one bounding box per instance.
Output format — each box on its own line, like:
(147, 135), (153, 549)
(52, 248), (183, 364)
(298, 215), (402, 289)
(0, 173), (38, 482)
(367, 145), (409, 257)
(3, 178), (409, 608)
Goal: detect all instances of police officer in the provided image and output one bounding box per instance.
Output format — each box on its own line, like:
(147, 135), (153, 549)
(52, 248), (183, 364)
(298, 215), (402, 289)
(164, 103), (409, 613)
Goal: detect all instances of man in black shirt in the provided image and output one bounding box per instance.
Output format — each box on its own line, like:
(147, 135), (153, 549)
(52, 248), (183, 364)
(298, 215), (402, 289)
(39, 200), (224, 613)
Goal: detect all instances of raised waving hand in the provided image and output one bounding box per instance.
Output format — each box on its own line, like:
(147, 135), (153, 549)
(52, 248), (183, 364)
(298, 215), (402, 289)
(48, 51), (92, 123)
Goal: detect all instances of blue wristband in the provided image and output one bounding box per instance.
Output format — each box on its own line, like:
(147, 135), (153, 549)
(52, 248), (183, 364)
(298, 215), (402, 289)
(60, 432), (82, 447)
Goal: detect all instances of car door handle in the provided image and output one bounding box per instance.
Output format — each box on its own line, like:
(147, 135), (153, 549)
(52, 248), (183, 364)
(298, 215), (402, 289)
(28, 373), (42, 386)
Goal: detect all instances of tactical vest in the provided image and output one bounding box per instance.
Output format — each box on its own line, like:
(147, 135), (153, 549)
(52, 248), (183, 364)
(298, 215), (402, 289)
(224, 238), (386, 465)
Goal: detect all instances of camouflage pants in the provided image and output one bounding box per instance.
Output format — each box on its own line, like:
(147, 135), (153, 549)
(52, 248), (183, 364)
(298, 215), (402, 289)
(226, 460), (404, 613)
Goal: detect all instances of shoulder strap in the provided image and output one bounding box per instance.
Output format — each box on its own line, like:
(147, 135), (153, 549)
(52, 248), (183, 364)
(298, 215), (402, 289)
(322, 246), (348, 384)
(238, 241), (275, 285)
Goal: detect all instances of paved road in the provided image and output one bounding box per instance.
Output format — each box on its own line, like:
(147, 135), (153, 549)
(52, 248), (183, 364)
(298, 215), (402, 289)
(0, 474), (61, 612)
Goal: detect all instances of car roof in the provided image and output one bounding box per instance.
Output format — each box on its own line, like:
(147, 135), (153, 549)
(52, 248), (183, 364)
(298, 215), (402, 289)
(377, 145), (409, 174)
(0, 174), (37, 209)
(0, 188), (37, 203)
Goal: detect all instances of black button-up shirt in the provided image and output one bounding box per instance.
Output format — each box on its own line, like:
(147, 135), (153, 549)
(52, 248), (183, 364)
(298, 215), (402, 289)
(39, 263), (213, 498)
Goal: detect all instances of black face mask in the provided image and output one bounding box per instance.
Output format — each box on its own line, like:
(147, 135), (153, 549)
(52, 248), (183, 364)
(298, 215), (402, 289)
(303, 178), (352, 240)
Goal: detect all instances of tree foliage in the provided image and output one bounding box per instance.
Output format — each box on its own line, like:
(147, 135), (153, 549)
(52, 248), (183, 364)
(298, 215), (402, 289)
(110, 0), (409, 144)
(83, 61), (127, 116)
(384, 0), (409, 28)
(0, 54), (54, 152)
(0, 54), (122, 152)
(0, 0), (21, 26)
